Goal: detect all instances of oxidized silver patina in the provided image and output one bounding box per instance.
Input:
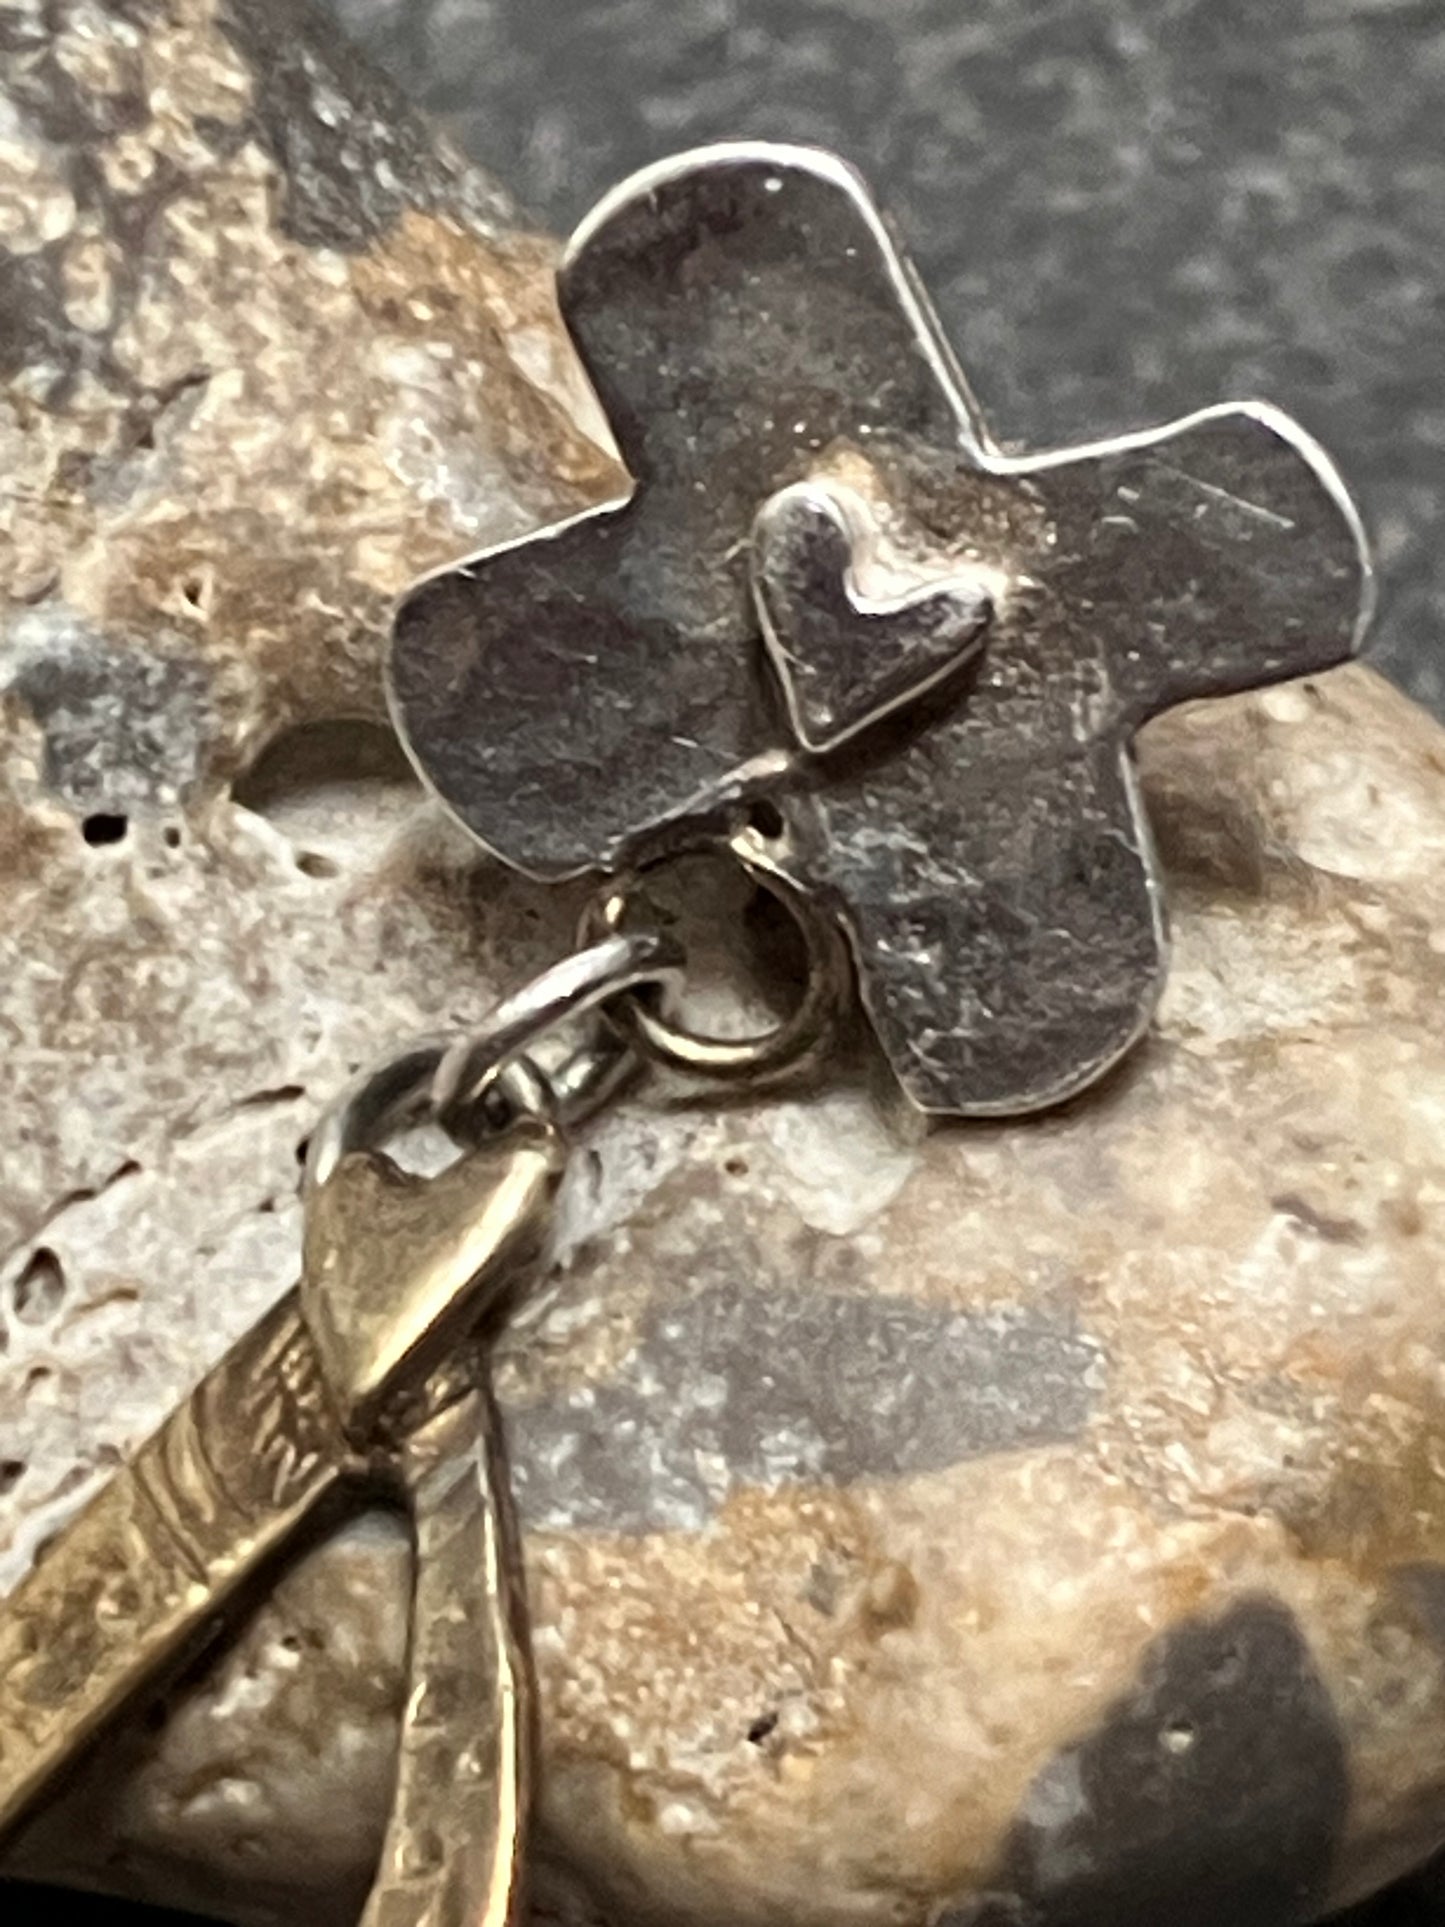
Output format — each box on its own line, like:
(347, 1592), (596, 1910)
(388, 143), (1374, 1117)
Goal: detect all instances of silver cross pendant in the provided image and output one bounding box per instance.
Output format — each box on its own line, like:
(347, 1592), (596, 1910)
(389, 143), (1373, 1119)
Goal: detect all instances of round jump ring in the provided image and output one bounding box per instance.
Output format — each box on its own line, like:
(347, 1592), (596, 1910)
(585, 842), (852, 1084)
(430, 929), (686, 1125)
(304, 1040), (551, 1198)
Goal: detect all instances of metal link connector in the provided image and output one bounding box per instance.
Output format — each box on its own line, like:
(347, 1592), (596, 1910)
(583, 833), (854, 1087)
(429, 929), (686, 1129)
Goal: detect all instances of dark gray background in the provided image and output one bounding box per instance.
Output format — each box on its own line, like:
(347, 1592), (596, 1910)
(328, 0), (1444, 717)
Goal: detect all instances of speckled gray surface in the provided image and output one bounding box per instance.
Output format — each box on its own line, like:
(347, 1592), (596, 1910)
(324, 0), (1445, 719)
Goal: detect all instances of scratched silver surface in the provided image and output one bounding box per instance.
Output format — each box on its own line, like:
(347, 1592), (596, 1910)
(388, 143), (1372, 1116)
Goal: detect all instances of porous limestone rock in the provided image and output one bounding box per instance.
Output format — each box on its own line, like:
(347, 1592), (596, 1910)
(4, 4), (1445, 1927)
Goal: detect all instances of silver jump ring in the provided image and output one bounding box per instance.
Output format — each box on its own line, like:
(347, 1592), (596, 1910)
(584, 831), (853, 1085)
(304, 1041), (552, 1198)
(429, 930), (686, 1124)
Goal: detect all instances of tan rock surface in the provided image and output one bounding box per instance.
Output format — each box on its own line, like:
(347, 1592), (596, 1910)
(8, 653), (1445, 1927)
(5, 4), (1445, 1926)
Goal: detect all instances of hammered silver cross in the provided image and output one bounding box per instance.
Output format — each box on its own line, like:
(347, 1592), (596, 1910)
(389, 143), (1373, 1117)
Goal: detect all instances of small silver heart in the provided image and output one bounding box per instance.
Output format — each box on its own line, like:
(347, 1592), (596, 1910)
(751, 480), (994, 755)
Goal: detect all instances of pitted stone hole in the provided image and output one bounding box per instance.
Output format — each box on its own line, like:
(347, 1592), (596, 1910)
(12, 1247), (65, 1325)
(747, 1711), (779, 1745)
(583, 1147), (604, 1203)
(81, 811), (128, 846)
(296, 850), (341, 879)
(231, 718), (422, 877)
(0, 1460), (25, 1498)
(236, 1085), (305, 1113)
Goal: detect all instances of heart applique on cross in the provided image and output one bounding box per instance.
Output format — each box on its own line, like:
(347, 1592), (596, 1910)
(389, 143), (1372, 1117)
